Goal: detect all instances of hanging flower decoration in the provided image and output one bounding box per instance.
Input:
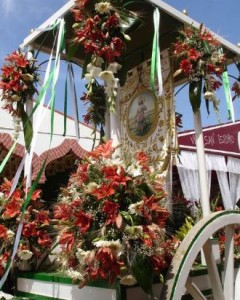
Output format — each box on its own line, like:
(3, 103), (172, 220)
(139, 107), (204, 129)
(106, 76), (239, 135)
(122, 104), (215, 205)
(71, 0), (132, 128)
(0, 50), (39, 148)
(231, 80), (240, 100)
(0, 179), (53, 276)
(53, 141), (176, 298)
(172, 24), (225, 114)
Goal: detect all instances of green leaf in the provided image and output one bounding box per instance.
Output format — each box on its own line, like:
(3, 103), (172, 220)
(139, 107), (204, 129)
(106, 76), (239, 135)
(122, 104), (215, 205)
(131, 253), (154, 299)
(189, 79), (202, 114)
(19, 103), (33, 151)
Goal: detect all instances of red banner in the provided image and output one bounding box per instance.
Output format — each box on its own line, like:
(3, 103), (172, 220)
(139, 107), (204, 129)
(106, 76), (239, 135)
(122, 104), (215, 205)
(178, 121), (240, 157)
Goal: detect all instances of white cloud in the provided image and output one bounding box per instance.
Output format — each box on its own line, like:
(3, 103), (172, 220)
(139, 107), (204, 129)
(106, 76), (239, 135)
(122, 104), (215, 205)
(1, 0), (14, 15)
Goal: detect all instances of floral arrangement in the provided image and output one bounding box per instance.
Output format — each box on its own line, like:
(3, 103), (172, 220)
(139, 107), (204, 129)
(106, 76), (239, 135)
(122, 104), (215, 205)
(53, 141), (176, 298)
(72, 0), (132, 128)
(232, 80), (240, 100)
(0, 50), (39, 147)
(0, 50), (39, 115)
(172, 24), (225, 113)
(0, 178), (53, 276)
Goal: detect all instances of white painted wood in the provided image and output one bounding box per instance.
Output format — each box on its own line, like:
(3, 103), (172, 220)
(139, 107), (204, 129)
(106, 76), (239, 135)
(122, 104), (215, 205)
(234, 267), (240, 300)
(17, 278), (117, 300)
(223, 225), (235, 300)
(194, 110), (211, 217)
(203, 241), (224, 300)
(185, 278), (207, 300)
(161, 211), (240, 300)
(21, 0), (75, 48)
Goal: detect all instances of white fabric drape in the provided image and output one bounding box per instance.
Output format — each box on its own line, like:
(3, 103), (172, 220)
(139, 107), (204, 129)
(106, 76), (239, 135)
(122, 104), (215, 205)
(227, 157), (240, 207)
(176, 151), (236, 209)
(208, 154), (232, 209)
(176, 151), (211, 202)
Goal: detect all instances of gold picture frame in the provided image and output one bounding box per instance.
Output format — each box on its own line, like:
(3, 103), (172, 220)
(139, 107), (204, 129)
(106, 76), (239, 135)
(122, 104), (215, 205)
(126, 89), (159, 142)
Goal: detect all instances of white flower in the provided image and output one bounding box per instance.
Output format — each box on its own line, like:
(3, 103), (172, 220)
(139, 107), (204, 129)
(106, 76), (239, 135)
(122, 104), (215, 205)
(127, 163), (142, 177)
(107, 62), (121, 74)
(95, 2), (112, 14)
(203, 91), (215, 101)
(84, 182), (99, 194)
(18, 250), (33, 261)
(99, 70), (115, 83)
(94, 240), (123, 257)
(123, 33), (131, 41)
(76, 248), (91, 263)
(128, 201), (143, 215)
(120, 274), (137, 286)
(87, 63), (102, 77)
(7, 230), (15, 239)
(66, 269), (84, 281)
(104, 157), (124, 167)
(84, 73), (94, 81)
(0, 192), (5, 199)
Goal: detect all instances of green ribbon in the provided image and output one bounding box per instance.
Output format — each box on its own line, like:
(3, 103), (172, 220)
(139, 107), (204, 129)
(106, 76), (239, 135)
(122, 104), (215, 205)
(0, 18), (66, 290)
(222, 70), (234, 121)
(0, 141), (17, 174)
(151, 8), (162, 96)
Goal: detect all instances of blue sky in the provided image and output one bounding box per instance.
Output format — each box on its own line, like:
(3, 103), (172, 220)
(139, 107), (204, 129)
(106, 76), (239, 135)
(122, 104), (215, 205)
(0, 0), (240, 130)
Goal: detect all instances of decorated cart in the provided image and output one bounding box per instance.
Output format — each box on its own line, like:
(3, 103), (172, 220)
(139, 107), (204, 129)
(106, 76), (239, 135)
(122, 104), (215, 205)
(1, 0), (240, 299)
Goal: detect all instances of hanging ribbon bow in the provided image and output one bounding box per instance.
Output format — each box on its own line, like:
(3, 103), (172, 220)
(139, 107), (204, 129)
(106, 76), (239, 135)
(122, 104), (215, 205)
(151, 8), (163, 97)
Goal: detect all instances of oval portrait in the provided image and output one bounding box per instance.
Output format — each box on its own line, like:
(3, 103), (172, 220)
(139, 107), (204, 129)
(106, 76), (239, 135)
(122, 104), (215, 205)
(126, 89), (158, 142)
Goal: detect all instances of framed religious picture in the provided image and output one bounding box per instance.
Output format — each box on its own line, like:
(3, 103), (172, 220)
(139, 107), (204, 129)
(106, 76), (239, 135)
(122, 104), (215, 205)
(126, 89), (159, 142)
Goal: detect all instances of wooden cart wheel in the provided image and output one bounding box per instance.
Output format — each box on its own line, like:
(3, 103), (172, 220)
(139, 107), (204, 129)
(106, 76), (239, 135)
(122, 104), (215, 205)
(161, 210), (240, 300)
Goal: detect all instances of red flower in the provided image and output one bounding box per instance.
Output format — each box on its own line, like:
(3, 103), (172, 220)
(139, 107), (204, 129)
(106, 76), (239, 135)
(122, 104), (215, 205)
(151, 255), (168, 272)
(31, 189), (42, 201)
(102, 166), (131, 187)
(22, 222), (37, 237)
(6, 51), (28, 68)
(89, 140), (114, 159)
(179, 59), (193, 76)
(59, 232), (75, 251)
(91, 183), (115, 200)
(2, 200), (21, 219)
(74, 211), (92, 234)
(0, 224), (8, 239)
(34, 210), (50, 225)
(0, 178), (12, 194)
(106, 14), (119, 29)
(88, 248), (123, 284)
(188, 48), (202, 61)
(102, 200), (119, 225)
(37, 231), (52, 248)
(232, 81), (240, 100)
(54, 204), (73, 220)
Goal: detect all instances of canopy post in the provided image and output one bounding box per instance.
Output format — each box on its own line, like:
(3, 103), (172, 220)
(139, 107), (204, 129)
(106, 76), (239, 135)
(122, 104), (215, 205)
(194, 110), (211, 217)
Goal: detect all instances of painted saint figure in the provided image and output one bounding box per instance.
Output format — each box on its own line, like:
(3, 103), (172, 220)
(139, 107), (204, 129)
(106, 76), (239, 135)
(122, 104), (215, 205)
(135, 96), (147, 134)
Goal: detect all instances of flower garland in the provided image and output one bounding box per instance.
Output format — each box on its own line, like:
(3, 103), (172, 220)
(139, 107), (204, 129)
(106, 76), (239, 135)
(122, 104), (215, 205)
(0, 179), (53, 275)
(72, 0), (131, 128)
(172, 24), (225, 114)
(53, 141), (176, 298)
(0, 50), (39, 147)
